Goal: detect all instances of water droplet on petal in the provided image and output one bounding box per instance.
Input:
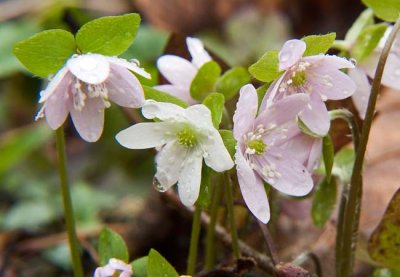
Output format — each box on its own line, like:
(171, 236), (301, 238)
(152, 177), (167, 192)
(279, 51), (291, 63)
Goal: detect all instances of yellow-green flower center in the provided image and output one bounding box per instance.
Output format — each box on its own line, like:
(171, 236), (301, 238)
(177, 127), (197, 148)
(247, 139), (267, 155)
(291, 71), (306, 86)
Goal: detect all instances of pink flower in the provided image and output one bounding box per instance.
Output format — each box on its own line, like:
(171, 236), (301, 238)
(94, 258), (132, 277)
(155, 37), (212, 104)
(36, 53), (150, 142)
(268, 39), (356, 136)
(233, 84), (314, 223)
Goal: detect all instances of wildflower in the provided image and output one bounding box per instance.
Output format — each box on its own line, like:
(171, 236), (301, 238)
(155, 37), (212, 104)
(234, 84), (313, 223)
(270, 39), (356, 136)
(36, 53), (150, 142)
(94, 258), (132, 277)
(116, 100), (234, 206)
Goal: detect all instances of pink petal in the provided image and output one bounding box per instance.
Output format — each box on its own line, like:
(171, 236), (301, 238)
(278, 39), (306, 71)
(157, 55), (197, 87)
(299, 92), (330, 136)
(307, 138), (322, 172)
(186, 37), (212, 68)
(106, 56), (151, 79)
(39, 66), (70, 103)
(69, 97), (105, 142)
(380, 53), (400, 90)
(235, 148), (270, 223)
(259, 75), (286, 112)
(233, 84), (258, 140)
(67, 54), (110, 85)
(154, 84), (197, 104)
(348, 68), (371, 120)
(106, 64), (145, 108)
(303, 55), (355, 70)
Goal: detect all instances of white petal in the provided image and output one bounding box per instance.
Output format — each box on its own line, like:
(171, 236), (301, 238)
(202, 129), (234, 172)
(235, 148), (270, 223)
(116, 122), (177, 149)
(44, 80), (71, 130)
(348, 68), (371, 120)
(67, 54), (110, 85)
(141, 100), (186, 121)
(154, 84), (196, 104)
(39, 66), (70, 103)
(157, 55), (197, 87)
(233, 84), (258, 140)
(178, 149), (203, 206)
(279, 39), (306, 71)
(106, 56), (151, 79)
(155, 141), (187, 191)
(185, 104), (214, 130)
(186, 37), (212, 68)
(299, 93), (330, 136)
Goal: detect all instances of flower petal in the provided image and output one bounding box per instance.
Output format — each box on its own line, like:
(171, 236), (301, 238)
(235, 148), (270, 223)
(154, 84), (196, 104)
(278, 39), (306, 71)
(233, 84), (258, 140)
(157, 55), (197, 87)
(155, 141), (187, 191)
(380, 53), (400, 90)
(186, 37), (212, 68)
(348, 68), (371, 120)
(106, 64), (145, 108)
(299, 93), (330, 136)
(69, 96), (105, 142)
(39, 66), (70, 103)
(259, 75), (286, 111)
(67, 54), (110, 85)
(116, 122), (177, 149)
(106, 56), (151, 79)
(141, 100), (186, 121)
(177, 149), (203, 206)
(185, 104), (214, 130)
(304, 55), (355, 70)
(202, 129), (234, 172)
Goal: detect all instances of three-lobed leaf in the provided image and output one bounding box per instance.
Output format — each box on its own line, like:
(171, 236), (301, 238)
(147, 249), (179, 277)
(362, 0), (400, 22)
(143, 85), (189, 108)
(302, 33), (336, 56)
(215, 67), (250, 100)
(98, 227), (129, 265)
(311, 177), (337, 227)
(248, 50), (282, 83)
(13, 29), (76, 77)
(352, 23), (388, 62)
(76, 13), (141, 56)
(190, 61), (222, 101)
(202, 92), (225, 128)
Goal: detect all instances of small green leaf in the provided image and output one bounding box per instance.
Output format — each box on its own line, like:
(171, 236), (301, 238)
(302, 33), (336, 56)
(131, 256), (148, 277)
(256, 83), (271, 107)
(197, 165), (213, 209)
(362, 0), (400, 22)
(332, 147), (355, 183)
(147, 249), (179, 277)
(215, 67), (250, 100)
(373, 268), (400, 277)
(248, 50), (282, 82)
(202, 93), (225, 128)
(219, 130), (236, 159)
(143, 86), (189, 108)
(368, 188), (400, 269)
(323, 135), (334, 182)
(190, 61), (222, 101)
(352, 23), (388, 62)
(98, 227), (129, 265)
(345, 9), (375, 43)
(13, 29), (76, 77)
(311, 178), (337, 227)
(76, 13), (141, 56)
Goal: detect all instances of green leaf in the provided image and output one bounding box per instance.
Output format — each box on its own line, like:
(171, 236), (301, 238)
(368, 188), (400, 269)
(143, 86), (189, 108)
(373, 268), (400, 277)
(13, 29), (76, 77)
(197, 165), (213, 209)
(202, 92), (225, 128)
(301, 33), (336, 56)
(352, 23), (388, 62)
(76, 13), (141, 56)
(147, 249), (179, 277)
(332, 147), (355, 183)
(322, 135), (334, 182)
(98, 227), (129, 265)
(256, 83), (271, 107)
(215, 67), (250, 100)
(190, 61), (222, 101)
(345, 9), (375, 43)
(362, 0), (400, 22)
(248, 50), (282, 82)
(131, 256), (148, 277)
(311, 178), (337, 227)
(219, 130), (236, 159)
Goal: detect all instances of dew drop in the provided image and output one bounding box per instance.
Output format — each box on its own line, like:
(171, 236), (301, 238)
(152, 177), (167, 192)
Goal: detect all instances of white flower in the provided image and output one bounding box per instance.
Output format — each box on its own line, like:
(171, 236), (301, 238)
(155, 37), (212, 104)
(116, 100), (234, 206)
(94, 258), (132, 277)
(36, 53), (150, 142)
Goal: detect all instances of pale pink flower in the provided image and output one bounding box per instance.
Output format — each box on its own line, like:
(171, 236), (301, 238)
(94, 258), (132, 277)
(268, 39), (356, 136)
(36, 53), (150, 142)
(233, 84), (314, 223)
(155, 37), (212, 104)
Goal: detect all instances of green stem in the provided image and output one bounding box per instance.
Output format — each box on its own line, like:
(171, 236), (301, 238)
(224, 172), (240, 259)
(187, 205), (202, 275)
(337, 19), (400, 277)
(205, 180), (223, 270)
(55, 127), (84, 277)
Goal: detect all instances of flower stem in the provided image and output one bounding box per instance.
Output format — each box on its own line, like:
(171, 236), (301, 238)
(328, 109), (360, 150)
(187, 205), (202, 276)
(55, 127), (84, 277)
(336, 19), (400, 277)
(224, 172), (240, 259)
(205, 179), (223, 270)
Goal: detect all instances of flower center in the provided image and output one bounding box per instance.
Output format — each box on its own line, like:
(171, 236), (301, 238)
(247, 139), (267, 155)
(291, 71), (306, 86)
(177, 126), (197, 148)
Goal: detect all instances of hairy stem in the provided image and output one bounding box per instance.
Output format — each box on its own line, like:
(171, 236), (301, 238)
(224, 172), (240, 259)
(337, 19), (400, 277)
(187, 205), (202, 275)
(55, 128), (84, 277)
